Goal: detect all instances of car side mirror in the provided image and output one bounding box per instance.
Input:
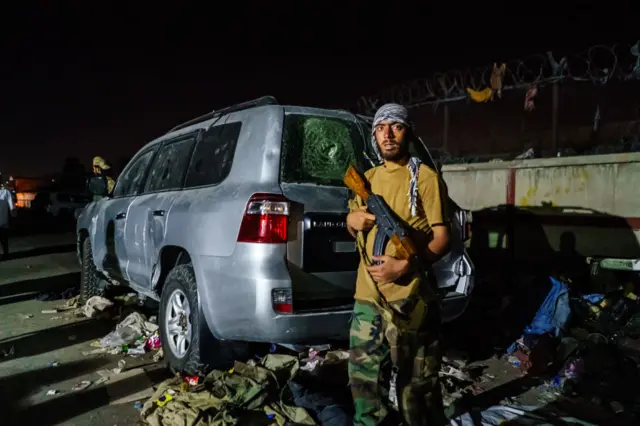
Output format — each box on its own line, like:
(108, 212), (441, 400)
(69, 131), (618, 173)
(87, 176), (109, 197)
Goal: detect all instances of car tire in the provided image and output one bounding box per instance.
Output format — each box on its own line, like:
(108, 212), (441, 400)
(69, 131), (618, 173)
(159, 264), (206, 375)
(80, 237), (106, 304)
(159, 264), (246, 375)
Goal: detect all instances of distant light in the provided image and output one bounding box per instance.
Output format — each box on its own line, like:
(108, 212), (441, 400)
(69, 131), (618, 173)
(8, 176), (13, 181)
(52, 179), (55, 182)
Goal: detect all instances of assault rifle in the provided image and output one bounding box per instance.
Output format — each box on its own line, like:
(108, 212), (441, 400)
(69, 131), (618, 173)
(344, 165), (421, 266)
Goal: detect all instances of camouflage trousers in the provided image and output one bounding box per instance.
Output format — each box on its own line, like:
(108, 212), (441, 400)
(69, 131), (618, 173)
(349, 300), (446, 426)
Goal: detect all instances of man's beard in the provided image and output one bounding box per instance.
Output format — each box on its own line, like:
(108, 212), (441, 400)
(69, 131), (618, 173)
(379, 140), (410, 162)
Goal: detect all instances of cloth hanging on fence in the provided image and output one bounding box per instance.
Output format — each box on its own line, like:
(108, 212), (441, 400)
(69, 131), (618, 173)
(466, 87), (493, 103)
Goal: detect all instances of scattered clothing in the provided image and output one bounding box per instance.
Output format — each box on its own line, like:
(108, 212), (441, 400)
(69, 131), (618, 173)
(524, 86), (538, 111)
(141, 354), (316, 426)
(466, 87), (493, 103)
(489, 63), (506, 100)
(83, 295), (114, 319)
(508, 277), (571, 354)
(449, 404), (597, 426)
(288, 379), (351, 426)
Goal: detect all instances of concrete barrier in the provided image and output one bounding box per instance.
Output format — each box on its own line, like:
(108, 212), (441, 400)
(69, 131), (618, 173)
(442, 152), (640, 263)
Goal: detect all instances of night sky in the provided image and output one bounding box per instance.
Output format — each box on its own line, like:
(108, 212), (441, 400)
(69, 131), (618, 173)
(0, 6), (631, 178)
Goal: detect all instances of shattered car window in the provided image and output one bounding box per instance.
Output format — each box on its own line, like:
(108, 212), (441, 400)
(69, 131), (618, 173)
(281, 115), (360, 186)
(144, 137), (195, 193)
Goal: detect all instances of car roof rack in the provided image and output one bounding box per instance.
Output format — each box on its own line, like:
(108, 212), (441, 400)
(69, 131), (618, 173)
(167, 96), (279, 134)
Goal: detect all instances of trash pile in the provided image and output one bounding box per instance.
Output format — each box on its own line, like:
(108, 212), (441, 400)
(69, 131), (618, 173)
(498, 260), (640, 420)
(139, 349), (353, 426)
(82, 295), (164, 360)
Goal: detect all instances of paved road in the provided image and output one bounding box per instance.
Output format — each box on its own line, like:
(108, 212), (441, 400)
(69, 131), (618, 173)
(0, 233), (166, 426)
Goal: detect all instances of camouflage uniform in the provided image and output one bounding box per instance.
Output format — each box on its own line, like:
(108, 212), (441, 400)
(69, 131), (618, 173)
(349, 296), (446, 426)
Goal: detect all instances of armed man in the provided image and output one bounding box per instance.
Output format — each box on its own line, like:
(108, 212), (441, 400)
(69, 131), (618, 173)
(346, 103), (450, 426)
(91, 156), (116, 201)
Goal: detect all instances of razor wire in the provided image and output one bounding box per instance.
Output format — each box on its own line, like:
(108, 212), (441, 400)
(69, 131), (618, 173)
(354, 41), (640, 115)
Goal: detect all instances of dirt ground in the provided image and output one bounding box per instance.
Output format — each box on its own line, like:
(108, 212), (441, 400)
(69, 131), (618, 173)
(0, 233), (636, 425)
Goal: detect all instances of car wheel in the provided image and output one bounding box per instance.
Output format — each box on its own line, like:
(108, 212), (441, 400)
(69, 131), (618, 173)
(80, 238), (106, 304)
(159, 264), (206, 375)
(159, 264), (247, 375)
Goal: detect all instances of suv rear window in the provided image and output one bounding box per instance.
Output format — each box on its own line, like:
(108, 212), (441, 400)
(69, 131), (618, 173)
(281, 114), (365, 186)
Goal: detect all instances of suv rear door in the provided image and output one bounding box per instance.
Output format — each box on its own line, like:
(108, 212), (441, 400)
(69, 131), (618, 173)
(279, 107), (368, 312)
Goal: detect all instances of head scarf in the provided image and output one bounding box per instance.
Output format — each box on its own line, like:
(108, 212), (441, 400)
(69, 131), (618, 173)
(371, 103), (422, 217)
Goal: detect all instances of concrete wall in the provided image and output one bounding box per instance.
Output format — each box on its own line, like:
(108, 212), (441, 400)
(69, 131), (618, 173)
(442, 152), (640, 264)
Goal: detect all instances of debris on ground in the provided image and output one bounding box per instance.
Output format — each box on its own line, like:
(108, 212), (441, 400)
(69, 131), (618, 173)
(72, 380), (93, 391)
(491, 269), (640, 420)
(140, 354), (320, 426)
(112, 359), (127, 375)
(107, 367), (156, 405)
(96, 369), (111, 385)
(97, 311), (160, 358)
(114, 292), (139, 306)
(449, 404), (598, 426)
(56, 295), (80, 312)
(1, 345), (15, 358)
(46, 390), (59, 396)
(83, 295), (114, 319)
(62, 255), (640, 424)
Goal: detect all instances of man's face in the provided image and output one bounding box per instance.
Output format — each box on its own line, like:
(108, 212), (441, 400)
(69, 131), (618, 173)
(374, 120), (409, 162)
(93, 166), (102, 175)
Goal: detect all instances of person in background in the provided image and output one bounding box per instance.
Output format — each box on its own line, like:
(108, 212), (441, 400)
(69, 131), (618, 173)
(0, 174), (17, 260)
(346, 104), (450, 426)
(91, 156), (116, 201)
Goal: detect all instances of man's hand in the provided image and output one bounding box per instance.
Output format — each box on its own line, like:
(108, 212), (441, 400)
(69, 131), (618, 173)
(366, 256), (410, 284)
(10, 209), (17, 218)
(346, 209), (376, 232)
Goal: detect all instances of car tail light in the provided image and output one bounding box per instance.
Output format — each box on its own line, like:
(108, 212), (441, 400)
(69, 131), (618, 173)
(272, 288), (293, 314)
(237, 193), (290, 244)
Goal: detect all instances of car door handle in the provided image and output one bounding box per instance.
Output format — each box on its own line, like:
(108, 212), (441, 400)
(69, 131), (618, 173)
(152, 210), (166, 217)
(115, 212), (126, 220)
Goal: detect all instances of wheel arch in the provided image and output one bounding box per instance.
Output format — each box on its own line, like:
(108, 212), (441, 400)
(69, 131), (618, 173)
(154, 245), (192, 298)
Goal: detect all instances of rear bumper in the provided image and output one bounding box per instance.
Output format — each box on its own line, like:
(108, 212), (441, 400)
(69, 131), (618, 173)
(192, 244), (352, 344)
(192, 243), (474, 344)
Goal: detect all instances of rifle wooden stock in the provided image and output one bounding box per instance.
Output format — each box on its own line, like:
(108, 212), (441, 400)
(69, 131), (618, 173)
(344, 166), (370, 202)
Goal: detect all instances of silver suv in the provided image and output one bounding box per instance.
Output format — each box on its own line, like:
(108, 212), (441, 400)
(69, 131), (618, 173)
(76, 97), (475, 374)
